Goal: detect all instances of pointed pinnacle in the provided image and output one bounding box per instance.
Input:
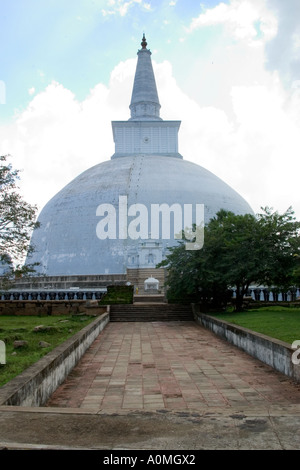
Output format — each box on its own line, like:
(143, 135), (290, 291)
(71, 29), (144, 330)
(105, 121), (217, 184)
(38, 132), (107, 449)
(141, 33), (147, 49)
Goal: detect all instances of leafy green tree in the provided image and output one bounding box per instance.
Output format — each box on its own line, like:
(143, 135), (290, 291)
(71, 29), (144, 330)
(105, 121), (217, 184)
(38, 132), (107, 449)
(158, 219), (231, 307)
(255, 207), (300, 289)
(0, 155), (39, 286)
(159, 207), (300, 311)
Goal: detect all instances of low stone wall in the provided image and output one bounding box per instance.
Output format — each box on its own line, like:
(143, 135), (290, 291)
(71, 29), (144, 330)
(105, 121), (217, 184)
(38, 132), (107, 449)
(192, 306), (300, 383)
(0, 311), (110, 407)
(0, 300), (107, 316)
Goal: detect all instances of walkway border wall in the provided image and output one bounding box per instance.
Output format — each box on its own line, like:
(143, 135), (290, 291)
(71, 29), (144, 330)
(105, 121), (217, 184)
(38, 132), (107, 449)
(0, 311), (110, 407)
(192, 305), (300, 384)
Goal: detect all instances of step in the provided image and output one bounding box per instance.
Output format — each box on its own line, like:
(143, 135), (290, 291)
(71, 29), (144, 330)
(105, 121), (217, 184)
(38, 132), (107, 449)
(109, 303), (194, 322)
(133, 295), (165, 303)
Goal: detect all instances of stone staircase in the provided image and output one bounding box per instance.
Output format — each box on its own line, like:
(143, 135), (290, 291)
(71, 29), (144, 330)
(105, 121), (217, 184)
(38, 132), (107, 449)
(109, 303), (194, 322)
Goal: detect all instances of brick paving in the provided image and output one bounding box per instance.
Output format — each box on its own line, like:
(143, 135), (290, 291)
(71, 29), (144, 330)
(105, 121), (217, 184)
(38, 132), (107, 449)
(46, 321), (300, 412)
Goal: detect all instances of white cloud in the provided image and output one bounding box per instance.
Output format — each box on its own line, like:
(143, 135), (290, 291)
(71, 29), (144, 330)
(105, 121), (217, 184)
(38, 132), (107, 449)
(101, 9), (116, 16)
(187, 0), (278, 44)
(0, 81), (115, 213)
(101, 0), (152, 17)
(264, 0), (300, 87)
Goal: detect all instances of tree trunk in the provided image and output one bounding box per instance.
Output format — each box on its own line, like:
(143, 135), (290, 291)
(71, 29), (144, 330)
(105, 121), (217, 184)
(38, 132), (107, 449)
(234, 284), (249, 312)
(234, 284), (244, 312)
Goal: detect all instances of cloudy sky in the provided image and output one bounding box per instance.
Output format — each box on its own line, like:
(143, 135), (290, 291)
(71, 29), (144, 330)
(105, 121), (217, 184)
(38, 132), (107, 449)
(1, 0), (300, 220)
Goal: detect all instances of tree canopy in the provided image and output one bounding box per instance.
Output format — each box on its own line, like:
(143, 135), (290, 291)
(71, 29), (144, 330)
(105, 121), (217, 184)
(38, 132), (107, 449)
(158, 207), (300, 311)
(0, 155), (39, 282)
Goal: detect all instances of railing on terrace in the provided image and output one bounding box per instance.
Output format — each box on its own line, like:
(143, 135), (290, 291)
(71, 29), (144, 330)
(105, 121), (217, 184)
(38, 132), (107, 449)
(0, 289), (107, 301)
(1, 287), (299, 303)
(232, 287), (300, 302)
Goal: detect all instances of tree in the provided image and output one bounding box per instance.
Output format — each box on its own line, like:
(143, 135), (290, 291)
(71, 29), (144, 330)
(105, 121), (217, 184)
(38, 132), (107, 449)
(158, 226), (231, 306)
(0, 155), (40, 284)
(255, 207), (300, 289)
(159, 207), (300, 311)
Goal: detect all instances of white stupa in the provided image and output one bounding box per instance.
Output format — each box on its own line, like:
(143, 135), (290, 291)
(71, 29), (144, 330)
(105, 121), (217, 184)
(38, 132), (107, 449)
(27, 35), (253, 276)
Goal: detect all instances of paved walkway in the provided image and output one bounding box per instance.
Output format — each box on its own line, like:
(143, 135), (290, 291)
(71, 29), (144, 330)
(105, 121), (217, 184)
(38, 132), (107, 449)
(47, 321), (300, 412)
(1, 320), (300, 451)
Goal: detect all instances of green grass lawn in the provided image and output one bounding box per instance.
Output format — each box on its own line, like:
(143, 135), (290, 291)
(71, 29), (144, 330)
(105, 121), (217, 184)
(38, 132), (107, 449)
(0, 315), (96, 387)
(211, 306), (300, 345)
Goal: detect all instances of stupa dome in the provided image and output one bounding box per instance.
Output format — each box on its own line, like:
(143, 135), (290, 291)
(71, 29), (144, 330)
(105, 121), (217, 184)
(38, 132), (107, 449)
(27, 35), (253, 276)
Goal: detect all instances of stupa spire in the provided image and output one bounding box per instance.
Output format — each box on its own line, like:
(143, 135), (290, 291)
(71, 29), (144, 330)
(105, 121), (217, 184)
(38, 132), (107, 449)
(111, 34), (182, 160)
(129, 34), (162, 121)
(141, 33), (147, 49)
